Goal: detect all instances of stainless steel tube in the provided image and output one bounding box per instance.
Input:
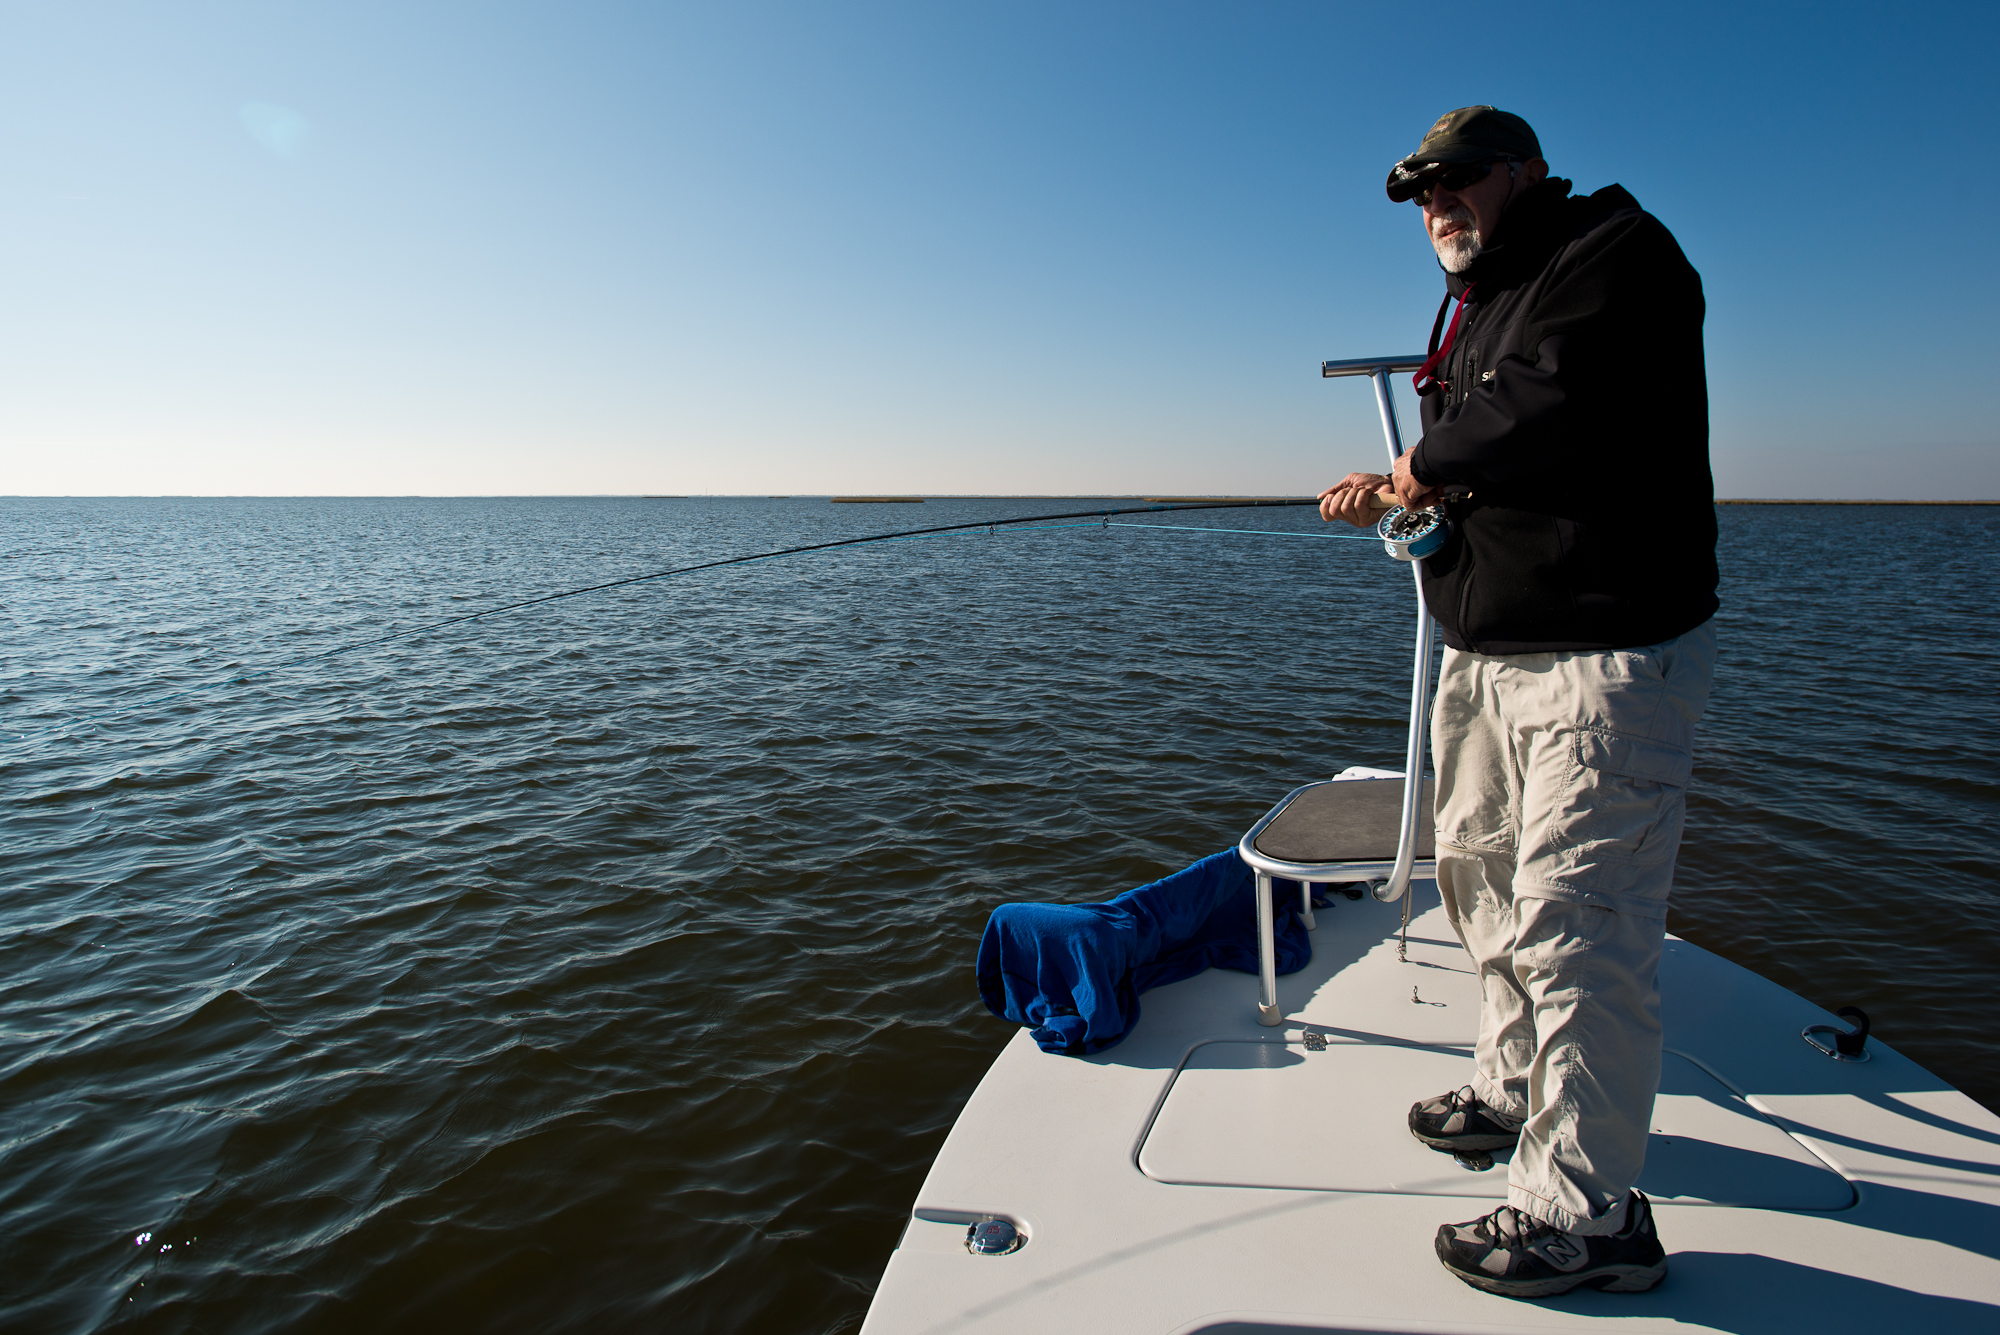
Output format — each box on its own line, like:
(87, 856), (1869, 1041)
(1322, 355), (1426, 379)
(1377, 591), (1435, 903)
(1369, 365), (1431, 905)
(1300, 879), (1316, 932)
(1255, 871), (1281, 1026)
(1368, 367), (1408, 459)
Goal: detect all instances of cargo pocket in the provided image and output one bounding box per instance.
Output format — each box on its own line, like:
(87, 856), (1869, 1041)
(1546, 728), (1691, 868)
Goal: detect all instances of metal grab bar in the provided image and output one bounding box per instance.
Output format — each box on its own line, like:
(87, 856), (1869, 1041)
(1233, 355), (1440, 1027)
(1321, 357), (1426, 378)
(1330, 358), (1434, 905)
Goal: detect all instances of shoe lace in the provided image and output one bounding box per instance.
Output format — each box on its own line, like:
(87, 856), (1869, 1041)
(1486, 1205), (1557, 1250)
(1446, 1086), (1525, 1131)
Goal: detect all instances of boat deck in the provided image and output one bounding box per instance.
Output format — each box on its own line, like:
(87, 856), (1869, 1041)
(863, 884), (2000, 1333)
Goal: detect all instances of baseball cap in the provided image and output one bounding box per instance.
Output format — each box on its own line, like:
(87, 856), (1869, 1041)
(1386, 107), (1542, 202)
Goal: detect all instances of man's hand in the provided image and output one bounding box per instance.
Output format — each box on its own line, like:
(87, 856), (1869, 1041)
(1319, 473), (1394, 527)
(1390, 452), (1441, 510)
(1320, 454), (1442, 526)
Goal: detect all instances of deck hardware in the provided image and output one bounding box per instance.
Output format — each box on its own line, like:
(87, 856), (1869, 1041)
(965, 1218), (1024, 1255)
(1302, 1031), (1327, 1052)
(1411, 986), (1444, 1007)
(1803, 1006), (1871, 1062)
(1453, 1150), (1494, 1171)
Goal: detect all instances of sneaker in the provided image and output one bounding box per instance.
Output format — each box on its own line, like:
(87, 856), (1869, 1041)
(1434, 1191), (1668, 1297)
(1408, 1086), (1524, 1153)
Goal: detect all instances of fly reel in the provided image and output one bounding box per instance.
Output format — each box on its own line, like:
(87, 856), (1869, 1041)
(1376, 505), (1449, 561)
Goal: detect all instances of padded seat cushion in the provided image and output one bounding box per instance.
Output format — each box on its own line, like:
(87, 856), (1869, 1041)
(1250, 778), (1435, 865)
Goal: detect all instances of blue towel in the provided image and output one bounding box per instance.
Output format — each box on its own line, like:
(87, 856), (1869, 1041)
(976, 849), (1313, 1056)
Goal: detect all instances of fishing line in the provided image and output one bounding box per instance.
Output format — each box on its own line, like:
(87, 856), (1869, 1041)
(19, 498), (1365, 741)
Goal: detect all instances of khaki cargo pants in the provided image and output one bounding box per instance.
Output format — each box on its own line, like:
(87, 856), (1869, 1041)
(1430, 620), (1716, 1235)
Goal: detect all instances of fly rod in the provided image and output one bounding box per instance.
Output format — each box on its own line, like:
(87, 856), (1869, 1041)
(22, 497), (1366, 740)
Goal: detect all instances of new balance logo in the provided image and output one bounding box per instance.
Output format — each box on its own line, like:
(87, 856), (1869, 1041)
(1535, 1233), (1586, 1270)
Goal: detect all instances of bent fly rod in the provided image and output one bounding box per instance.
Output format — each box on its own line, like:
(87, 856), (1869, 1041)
(21, 497), (1395, 741)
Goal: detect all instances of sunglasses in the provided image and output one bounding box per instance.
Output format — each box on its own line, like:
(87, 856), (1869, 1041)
(1409, 157), (1515, 207)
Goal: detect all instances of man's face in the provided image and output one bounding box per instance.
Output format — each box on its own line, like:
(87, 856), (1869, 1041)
(1419, 157), (1541, 273)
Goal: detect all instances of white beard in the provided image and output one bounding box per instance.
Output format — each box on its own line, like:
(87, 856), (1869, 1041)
(1429, 207), (1483, 273)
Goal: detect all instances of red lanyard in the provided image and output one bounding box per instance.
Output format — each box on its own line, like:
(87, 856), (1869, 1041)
(1411, 284), (1475, 396)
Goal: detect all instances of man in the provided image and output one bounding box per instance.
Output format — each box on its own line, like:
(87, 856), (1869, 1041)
(1319, 107), (1719, 1298)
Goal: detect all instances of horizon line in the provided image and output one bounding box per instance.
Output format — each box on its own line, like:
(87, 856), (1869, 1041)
(3, 494), (1997, 505)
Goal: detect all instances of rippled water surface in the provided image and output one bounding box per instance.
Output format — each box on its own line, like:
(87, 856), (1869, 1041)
(3, 497), (1996, 1332)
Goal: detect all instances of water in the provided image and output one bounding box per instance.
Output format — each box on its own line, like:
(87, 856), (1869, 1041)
(2, 497), (1995, 1332)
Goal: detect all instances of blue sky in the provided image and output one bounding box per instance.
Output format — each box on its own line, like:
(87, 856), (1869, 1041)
(2, 1), (1993, 498)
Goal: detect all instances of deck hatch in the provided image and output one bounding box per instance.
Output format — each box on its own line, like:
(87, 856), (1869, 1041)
(1138, 1041), (1853, 1210)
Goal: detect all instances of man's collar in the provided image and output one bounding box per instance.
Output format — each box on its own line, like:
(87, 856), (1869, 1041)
(1444, 177), (1575, 294)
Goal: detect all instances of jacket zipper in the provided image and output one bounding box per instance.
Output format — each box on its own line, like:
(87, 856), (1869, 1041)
(1453, 299), (1477, 406)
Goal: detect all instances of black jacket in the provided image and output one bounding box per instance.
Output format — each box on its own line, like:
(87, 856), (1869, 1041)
(1409, 179), (1719, 654)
